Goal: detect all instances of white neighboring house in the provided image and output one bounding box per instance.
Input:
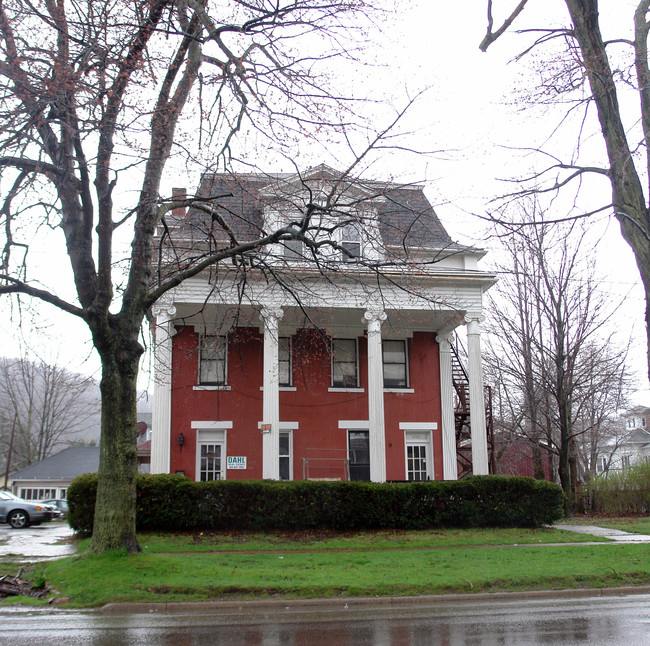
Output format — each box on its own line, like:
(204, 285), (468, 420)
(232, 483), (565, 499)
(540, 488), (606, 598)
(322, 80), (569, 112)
(598, 406), (650, 473)
(9, 446), (100, 500)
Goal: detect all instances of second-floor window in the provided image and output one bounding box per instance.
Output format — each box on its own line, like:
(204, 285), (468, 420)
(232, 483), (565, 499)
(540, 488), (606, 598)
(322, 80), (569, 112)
(199, 335), (227, 385)
(332, 338), (358, 388)
(383, 340), (408, 388)
(279, 337), (292, 387)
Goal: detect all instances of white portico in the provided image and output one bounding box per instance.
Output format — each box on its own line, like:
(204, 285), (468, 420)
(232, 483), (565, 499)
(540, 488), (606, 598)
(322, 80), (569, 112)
(150, 166), (495, 482)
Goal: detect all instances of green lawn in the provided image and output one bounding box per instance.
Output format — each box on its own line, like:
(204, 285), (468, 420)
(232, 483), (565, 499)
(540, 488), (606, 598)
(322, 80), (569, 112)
(133, 526), (606, 553)
(19, 526), (644, 607)
(41, 542), (650, 607)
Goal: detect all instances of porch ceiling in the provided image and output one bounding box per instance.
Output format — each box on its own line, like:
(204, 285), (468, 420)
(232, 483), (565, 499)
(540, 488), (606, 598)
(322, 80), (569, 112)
(171, 302), (466, 337)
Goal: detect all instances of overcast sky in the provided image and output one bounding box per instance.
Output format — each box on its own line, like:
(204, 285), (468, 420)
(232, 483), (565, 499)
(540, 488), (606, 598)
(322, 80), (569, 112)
(1, 0), (647, 402)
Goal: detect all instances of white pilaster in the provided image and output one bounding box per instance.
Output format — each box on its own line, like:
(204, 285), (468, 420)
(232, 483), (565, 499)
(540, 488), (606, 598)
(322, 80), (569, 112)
(364, 308), (387, 482)
(465, 315), (489, 475)
(150, 303), (177, 474)
(261, 307), (284, 479)
(436, 333), (458, 480)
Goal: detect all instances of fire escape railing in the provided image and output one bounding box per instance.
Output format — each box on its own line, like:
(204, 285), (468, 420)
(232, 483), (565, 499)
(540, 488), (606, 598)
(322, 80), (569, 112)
(450, 340), (495, 478)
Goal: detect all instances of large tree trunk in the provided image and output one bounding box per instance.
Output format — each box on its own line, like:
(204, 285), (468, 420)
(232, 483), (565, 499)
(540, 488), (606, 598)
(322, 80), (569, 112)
(565, 0), (650, 381)
(88, 325), (143, 554)
(558, 435), (573, 518)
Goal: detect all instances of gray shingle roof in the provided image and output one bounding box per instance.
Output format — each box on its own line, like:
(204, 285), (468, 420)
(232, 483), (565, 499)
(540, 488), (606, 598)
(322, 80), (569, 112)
(169, 167), (458, 251)
(10, 447), (99, 481)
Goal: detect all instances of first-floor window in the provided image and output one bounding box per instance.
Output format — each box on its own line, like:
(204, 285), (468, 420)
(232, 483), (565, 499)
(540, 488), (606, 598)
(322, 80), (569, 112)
(404, 431), (433, 481)
(279, 431), (292, 480)
(622, 455), (631, 469)
(348, 430), (370, 481)
(199, 334), (227, 385)
(19, 488), (56, 500)
(199, 443), (223, 481)
(383, 339), (408, 388)
(332, 338), (358, 388)
(406, 445), (428, 481)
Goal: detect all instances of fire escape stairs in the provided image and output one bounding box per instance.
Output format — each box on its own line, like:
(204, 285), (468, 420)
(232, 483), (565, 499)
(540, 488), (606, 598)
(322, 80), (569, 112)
(451, 342), (494, 478)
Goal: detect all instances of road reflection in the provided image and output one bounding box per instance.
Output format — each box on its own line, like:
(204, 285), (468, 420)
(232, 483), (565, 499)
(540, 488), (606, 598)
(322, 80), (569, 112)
(4, 593), (650, 645)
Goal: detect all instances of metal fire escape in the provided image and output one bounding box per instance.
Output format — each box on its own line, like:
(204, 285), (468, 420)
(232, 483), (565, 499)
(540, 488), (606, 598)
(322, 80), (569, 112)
(451, 340), (495, 478)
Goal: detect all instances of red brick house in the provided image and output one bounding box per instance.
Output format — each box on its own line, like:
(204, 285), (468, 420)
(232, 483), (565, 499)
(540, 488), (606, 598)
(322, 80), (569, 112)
(150, 166), (495, 482)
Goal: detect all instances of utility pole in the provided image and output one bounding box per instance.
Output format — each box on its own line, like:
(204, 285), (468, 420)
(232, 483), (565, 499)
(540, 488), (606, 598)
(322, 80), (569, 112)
(4, 414), (17, 491)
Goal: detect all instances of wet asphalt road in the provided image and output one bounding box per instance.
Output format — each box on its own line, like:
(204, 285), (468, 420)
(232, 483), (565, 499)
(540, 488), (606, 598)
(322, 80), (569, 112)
(3, 593), (650, 645)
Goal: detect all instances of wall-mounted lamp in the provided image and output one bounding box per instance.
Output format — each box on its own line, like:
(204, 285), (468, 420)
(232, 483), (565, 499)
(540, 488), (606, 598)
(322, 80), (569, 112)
(177, 432), (185, 450)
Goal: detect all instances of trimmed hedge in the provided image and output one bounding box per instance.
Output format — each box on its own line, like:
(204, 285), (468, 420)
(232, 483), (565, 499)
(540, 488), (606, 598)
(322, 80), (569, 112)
(67, 474), (563, 534)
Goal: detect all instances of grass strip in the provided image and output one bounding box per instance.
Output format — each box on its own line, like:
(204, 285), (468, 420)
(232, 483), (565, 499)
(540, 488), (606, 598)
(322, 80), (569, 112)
(42, 542), (650, 607)
(130, 527), (604, 554)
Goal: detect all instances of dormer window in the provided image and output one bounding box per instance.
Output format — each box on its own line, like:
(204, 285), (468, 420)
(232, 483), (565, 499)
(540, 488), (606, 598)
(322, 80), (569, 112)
(340, 223), (361, 262)
(284, 239), (304, 260)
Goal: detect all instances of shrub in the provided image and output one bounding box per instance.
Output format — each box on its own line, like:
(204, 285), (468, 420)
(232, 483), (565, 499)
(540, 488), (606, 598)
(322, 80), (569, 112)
(587, 463), (650, 515)
(66, 472), (97, 535)
(67, 474), (563, 534)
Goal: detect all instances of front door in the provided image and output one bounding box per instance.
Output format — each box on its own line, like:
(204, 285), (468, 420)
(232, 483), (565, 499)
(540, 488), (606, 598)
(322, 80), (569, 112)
(199, 443), (223, 481)
(348, 430), (370, 481)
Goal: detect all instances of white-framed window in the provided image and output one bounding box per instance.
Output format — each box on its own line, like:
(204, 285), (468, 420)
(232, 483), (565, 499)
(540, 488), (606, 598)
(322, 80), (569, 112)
(622, 455), (631, 469)
(279, 337), (292, 387)
(279, 431), (293, 480)
(198, 335), (227, 385)
(19, 488), (57, 501)
(383, 339), (408, 388)
(332, 338), (359, 388)
(348, 430), (370, 481)
(643, 418), (647, 428)
(404, 430), (433, 481)
(284, 238), (304, 260)
(340, 222), (361, 261)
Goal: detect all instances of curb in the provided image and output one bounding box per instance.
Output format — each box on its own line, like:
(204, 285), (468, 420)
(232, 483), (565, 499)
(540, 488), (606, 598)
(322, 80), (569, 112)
(98, 586), (650, 615)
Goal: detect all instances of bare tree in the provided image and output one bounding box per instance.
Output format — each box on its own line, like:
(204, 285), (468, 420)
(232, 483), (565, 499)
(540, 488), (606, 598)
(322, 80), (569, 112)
(0, 356), (99, 474)
(485, 201), (634, 514)
(0, 1), (426, 553)
(478, 0), (650, 382)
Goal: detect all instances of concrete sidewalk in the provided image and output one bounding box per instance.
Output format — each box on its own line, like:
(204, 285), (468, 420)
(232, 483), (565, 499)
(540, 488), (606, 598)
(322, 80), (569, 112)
(554, 524), (650, 543)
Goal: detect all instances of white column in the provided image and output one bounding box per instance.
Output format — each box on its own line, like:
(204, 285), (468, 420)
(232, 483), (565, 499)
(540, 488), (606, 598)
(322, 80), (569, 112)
(466, 315), (489, 475)
(150, 303), (176, 474)
(364, 308), (387, 482)
(436, 333), (458, 480)
(261, 307), (284, 480)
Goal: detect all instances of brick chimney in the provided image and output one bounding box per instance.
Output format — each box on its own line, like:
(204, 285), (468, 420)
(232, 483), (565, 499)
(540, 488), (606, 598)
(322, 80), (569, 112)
(171, 187), (187, 217)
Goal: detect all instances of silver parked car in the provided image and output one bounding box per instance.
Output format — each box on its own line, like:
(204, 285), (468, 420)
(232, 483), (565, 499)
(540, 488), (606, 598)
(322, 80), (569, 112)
(40, 498), (69, 520)
(0, 491), (54, 528)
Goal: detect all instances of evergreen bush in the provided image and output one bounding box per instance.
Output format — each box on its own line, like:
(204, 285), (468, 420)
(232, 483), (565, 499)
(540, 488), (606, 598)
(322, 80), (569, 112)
(67, 473), (564, 534)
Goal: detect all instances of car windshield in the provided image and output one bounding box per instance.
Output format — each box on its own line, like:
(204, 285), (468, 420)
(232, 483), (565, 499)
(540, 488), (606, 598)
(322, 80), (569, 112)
(0, 491), (21, 501)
